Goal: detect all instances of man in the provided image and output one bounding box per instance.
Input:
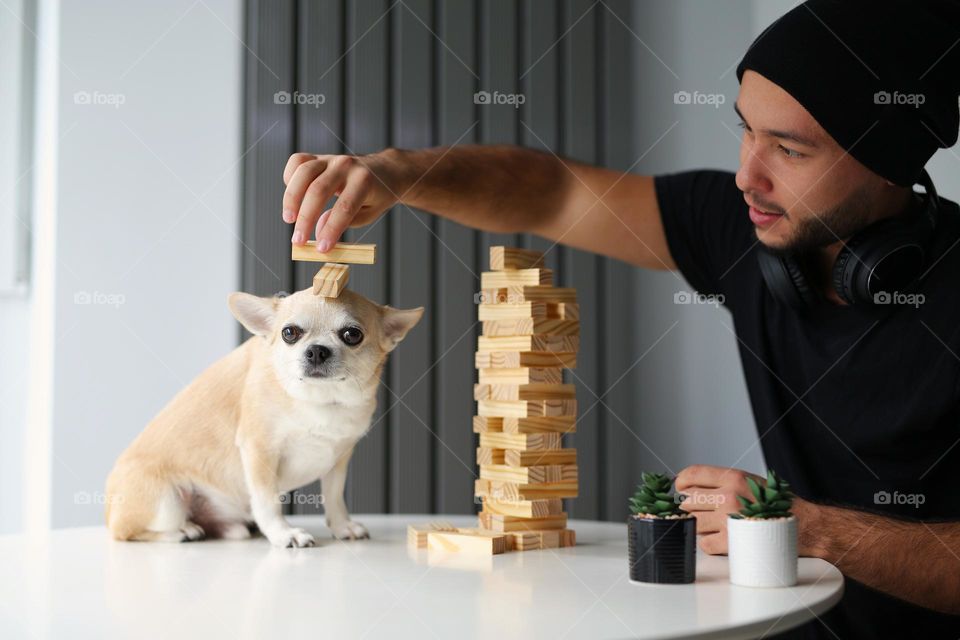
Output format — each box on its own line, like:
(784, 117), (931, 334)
(280, 1), (960, 637)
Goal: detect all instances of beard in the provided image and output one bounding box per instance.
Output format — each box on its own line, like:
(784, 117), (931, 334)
(757, 183), (876, 256)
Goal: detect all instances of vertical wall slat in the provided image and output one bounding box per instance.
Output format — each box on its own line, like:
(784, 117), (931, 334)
(561, 0), (601, 520)
(342, 0), (391, 513)
(389, 0), (436, 514)
(435, 0), (480, 515)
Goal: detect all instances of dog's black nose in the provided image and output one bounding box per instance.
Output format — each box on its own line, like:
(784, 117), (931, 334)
(305, 344), (332, 365)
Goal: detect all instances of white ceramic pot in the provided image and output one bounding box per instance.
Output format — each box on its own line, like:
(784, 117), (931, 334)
(727, 515), (798, 587)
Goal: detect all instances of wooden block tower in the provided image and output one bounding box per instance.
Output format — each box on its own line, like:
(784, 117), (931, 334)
(473, 246), (579, 551)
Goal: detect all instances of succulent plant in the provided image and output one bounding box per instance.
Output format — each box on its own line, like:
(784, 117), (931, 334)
(629, 472), (684, 517)
(731, 470), (795, 519)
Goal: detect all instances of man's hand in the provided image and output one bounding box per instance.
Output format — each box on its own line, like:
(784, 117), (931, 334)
(674, 464), (766, 555)
(282, 151), (406, 252)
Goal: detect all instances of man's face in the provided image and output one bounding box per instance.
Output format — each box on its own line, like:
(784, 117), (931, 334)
(734, 70), (889, 254)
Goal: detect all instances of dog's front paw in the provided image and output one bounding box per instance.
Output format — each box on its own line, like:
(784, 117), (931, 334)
(329, 520), (369, 540)
(267, 527), (316, 548)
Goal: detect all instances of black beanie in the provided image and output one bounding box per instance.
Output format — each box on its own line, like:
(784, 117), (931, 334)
(736, 0), (960, 186)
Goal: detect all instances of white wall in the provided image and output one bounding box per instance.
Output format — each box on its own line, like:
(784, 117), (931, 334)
(10, 0), (244, 532)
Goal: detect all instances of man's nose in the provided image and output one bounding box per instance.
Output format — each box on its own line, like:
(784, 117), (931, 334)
(735, 148), (773, 195)
(305, 344), (332, 365)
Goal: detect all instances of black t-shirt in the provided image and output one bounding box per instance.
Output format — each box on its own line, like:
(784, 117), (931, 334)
(655, 169), (960, 640)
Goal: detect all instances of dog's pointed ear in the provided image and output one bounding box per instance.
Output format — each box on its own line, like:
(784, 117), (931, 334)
(228, 292), (279, 337)
(379, 305), (425, 352)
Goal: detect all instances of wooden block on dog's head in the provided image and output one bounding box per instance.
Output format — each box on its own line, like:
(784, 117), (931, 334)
(313, 263), (350, 297)
(292, 241), (377, 264)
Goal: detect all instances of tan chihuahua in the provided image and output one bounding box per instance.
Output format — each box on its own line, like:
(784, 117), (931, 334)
(105, 286), (423, 547)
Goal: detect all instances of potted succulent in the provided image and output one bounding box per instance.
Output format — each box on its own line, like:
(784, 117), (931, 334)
(627, 472), (696, 584)
(727, 470), (798, 588)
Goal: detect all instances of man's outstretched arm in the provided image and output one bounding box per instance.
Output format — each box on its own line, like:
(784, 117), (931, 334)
(281, 144), (676, 270)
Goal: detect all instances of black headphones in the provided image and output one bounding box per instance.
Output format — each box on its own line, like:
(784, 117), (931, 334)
(757, 170), (939, 307)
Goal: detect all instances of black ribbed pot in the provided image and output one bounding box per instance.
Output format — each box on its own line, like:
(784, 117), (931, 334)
(627, 515), (696, 584)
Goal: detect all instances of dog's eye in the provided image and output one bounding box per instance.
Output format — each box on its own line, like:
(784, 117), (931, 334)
(281, 325), (303, 344)
(340, 326), (363, 346)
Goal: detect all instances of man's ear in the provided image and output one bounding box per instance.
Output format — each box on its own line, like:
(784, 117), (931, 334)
(228, 292), (279, 337)
(379, 305), (425, 352)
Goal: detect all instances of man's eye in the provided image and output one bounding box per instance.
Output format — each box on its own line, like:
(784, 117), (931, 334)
(778, 145), (803, 159)
(281, 325), (303, 344)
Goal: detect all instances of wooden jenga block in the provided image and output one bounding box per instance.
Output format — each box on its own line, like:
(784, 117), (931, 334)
(477, 367), (562, 385)
(472, 416), (504, 433)
(477, 335), (580, 352)
(481, 498), (563, 518)
(478, 399), (577, 418)
(427, 528), (508, 555)
(479, 432), (561, 451)
(480, 464), (578, 485)
(501, 416), (577, 434)
(560, 529), (576, 547)
(475, 478), (579, 500)
(408, 521), (458, 549)
(481, 269), (552, 289)
(312, 263), (350, 297)
(480, 286), (577, 304)
(291, 241), (376, 264)
(490, 246), (545, 270)
(504, 448), (577, 467)
(475, 351), (577, 369)
(507, 529), (566, 550)
(482, 318), (579, 337)
(476, 447), (505, 465)
(478, 511), (568, 532)
(473, 383), (576, 401)
(478, 302), (547, 320)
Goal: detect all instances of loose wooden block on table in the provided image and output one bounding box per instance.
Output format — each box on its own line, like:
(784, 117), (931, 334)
(408, 522), (458, 549)
(490, 246), (545, 270)
(477, 398), (577, 418)
(480, 463), (578, 484)
(427, 528), (508, 555)
(481, 286), (578, 304)
(478, 431), (562, 451)
(291, 241), (377, 264)
(478, 511), (568, 532)
(482, 318), (580, 337)
(312, 263), (350, 297)
(481, 269), (552, 289)
(477, 367), (562, 385)
(481, 497), (563, 518)
(475, 351), (577, 369)
(473, 383), (576, 401)
(477, 335), (579, 353)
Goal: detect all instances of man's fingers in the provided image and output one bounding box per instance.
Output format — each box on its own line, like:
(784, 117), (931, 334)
(315, 170), (371, 251)
(292, 163), (351, 245)
(675, 464), (726, 491)
(283, 159), (328, 223)
(690, 509), (724, 534)
(283, 153), (318, 185)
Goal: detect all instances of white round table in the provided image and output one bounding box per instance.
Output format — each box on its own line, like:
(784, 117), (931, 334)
(0, 514), (843, 639)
